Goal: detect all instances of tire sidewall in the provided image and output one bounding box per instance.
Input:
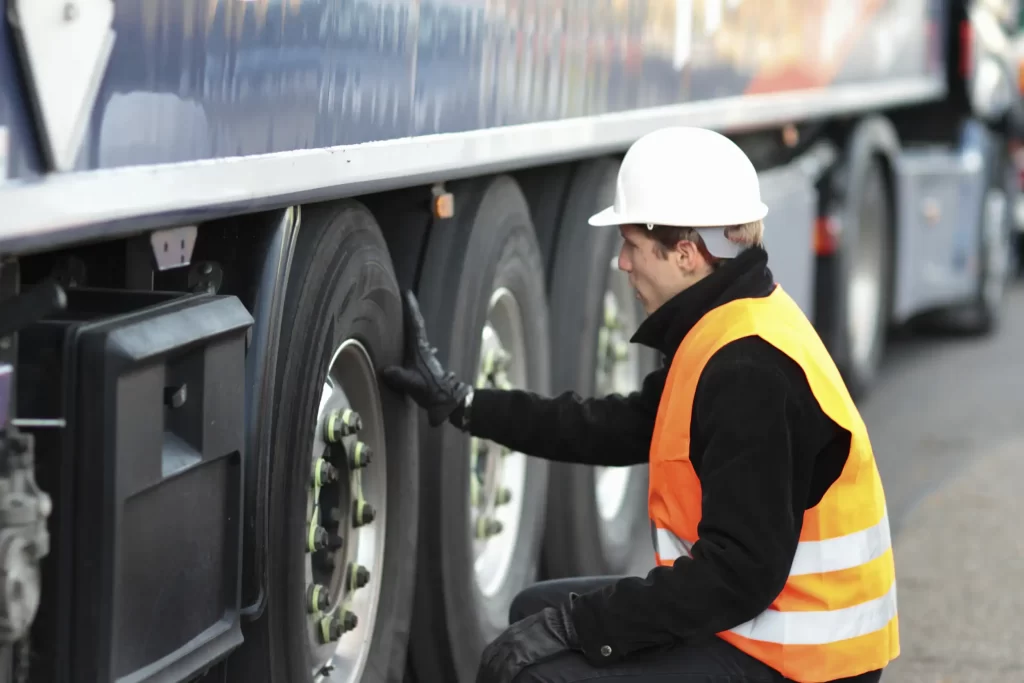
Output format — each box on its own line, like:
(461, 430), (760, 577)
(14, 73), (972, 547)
(544, 158), (652, 575)
(446, 232), (551, 635)
(266, 202), (418, 683)
(413, 176), (551, 683)
(976, 138), (1016, 328)
(835, 155), (892, 396)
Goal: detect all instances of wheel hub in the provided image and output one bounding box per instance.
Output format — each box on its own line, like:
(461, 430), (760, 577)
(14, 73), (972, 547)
(471, 288), (529, 598)
(306, 339), (387, 683)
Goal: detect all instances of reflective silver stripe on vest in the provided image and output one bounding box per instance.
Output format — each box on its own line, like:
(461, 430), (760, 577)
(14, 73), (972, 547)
(728, 579), (898, 645)
(789, 510), (892, 576)
(652, 511), (897, 645)
(653, 527), (693, 560)
(652, 508), (892, 575)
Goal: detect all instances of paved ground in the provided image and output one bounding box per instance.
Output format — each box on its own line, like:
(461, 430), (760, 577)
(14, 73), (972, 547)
(861, 281), (1024, 682)
(883, 438), (1024, 682)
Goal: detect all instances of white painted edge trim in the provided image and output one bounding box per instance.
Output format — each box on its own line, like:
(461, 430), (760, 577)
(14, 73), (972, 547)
(0, 76), (945, 254)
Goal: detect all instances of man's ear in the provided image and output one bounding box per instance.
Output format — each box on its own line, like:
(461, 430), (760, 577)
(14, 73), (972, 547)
(674, 239), (703, 272)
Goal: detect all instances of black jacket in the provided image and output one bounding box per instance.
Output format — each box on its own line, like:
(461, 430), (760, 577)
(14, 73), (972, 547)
(466, 247), (882, 683)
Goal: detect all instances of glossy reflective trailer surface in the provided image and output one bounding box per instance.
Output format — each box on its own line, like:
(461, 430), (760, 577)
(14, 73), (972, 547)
(0, 0), (944, 180)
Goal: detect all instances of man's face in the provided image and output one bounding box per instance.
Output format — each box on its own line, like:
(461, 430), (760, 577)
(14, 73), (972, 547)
(617, 225), (709, 315)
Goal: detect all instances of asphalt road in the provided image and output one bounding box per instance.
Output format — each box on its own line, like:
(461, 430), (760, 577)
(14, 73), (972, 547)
(865, 280), (1024, 682)
(862, 281), (1024, 537)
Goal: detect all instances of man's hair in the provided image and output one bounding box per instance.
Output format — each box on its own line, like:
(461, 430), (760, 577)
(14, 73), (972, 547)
(648, 219), (765, 264)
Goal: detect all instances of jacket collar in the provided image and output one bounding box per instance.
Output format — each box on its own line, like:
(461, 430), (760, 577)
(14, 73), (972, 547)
(630, 246), (776, 358)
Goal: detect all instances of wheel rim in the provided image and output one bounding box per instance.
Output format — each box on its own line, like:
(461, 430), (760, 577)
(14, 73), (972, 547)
(306, 339), (387, 683)
(593, 259), (642, 523)
(471, 287), (529, 598)
(981, 186), (1010, 311)
(846, 176), (887, 372)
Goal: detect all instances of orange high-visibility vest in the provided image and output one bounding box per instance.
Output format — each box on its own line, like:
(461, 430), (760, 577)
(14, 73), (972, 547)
(649, 285), (899, 682)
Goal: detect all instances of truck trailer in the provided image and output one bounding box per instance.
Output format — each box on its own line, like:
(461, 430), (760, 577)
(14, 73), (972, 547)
(0, 1), (1019, 682)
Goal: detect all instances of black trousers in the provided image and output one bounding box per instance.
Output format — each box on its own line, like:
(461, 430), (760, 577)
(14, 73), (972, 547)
(506, 576), (884, 683)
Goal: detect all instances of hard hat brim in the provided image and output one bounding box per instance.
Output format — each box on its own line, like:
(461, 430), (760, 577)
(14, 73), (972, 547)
(587, 205), (625, 227)
(587, 203), (769, 228)
(588, 204), (769, 259)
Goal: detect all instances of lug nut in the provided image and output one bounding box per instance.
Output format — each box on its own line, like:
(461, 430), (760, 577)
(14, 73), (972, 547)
(495, 487), (512, 505)
(306, 583), (330, 613)
(476, 517), (503, 539)
(318, 615), (345, 643)
(318, 610), (358, 642)
(482, 348), (511, 376)
(341, 610), (358, 632)
(307, 523), (329, 552)
(604, 307), (619, 329)
(312, 458), (339, 487)
(470, 476), (482, 506)
(346, 563), (371, 591)
(316, 553), (337, 571)
(324, 409), (362, 443)
(348, 441), (372, 469)
(353, 499), (376, 527)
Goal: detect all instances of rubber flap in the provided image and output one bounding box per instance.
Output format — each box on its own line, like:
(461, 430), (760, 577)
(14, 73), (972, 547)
(59, 290), (252, 683)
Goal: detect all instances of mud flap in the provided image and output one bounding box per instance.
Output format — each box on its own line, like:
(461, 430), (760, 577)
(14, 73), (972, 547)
(22, 288), (251, 683)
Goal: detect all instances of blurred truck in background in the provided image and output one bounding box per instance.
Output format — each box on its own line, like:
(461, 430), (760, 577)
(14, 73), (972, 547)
(0, 1), (1019, 682)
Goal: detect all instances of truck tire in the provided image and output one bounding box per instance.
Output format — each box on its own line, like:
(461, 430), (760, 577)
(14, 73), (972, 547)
(241, 201), (419, 683)
(824, 155), (894, 399)
(949, 157), (1015, 334)
(542, 158), (654, 578)
(408, 175), (551, 683)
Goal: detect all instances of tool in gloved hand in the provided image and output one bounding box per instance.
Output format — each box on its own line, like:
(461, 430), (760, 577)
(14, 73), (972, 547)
(379, 290), (472, 428)
(475, 603), (580, 683)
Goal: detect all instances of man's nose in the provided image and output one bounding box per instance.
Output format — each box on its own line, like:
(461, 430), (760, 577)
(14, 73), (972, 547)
(617, 244), (630, 272)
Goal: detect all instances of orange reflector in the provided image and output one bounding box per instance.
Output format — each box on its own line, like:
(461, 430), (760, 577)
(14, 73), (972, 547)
(814, 216), (840, 256)
(433, 192), (455, 219)
(782, 124), (799, 148)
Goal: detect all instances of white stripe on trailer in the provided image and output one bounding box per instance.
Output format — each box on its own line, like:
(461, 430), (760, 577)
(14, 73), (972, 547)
(0, 76), (945, 255)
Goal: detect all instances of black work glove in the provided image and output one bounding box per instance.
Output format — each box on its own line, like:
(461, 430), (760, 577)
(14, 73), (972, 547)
(475, 604), (580, 683)
(379, 290), (472, 427)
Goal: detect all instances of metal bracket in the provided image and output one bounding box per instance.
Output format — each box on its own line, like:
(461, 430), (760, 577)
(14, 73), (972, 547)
(8, 0), (116, 171)
(150, 225), (198, 271)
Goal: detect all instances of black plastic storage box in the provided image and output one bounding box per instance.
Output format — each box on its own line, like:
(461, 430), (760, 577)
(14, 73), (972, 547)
(20, 288), (253, 683)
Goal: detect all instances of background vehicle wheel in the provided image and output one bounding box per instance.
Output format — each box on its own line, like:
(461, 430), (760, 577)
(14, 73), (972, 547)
(542, 158), (655, 578)
(240, 200), (419, 683)
(408, 175), (551, 683)
(823, 155), (894, 400)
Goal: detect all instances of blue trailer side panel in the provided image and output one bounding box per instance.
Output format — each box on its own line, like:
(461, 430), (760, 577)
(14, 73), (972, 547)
(0, 10), (42, 182)
(0, 0), (950, 253)
(4, 0), (946, 180)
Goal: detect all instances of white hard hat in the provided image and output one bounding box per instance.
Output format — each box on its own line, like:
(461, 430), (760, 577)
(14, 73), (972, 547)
(588, 127), (768, 258)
